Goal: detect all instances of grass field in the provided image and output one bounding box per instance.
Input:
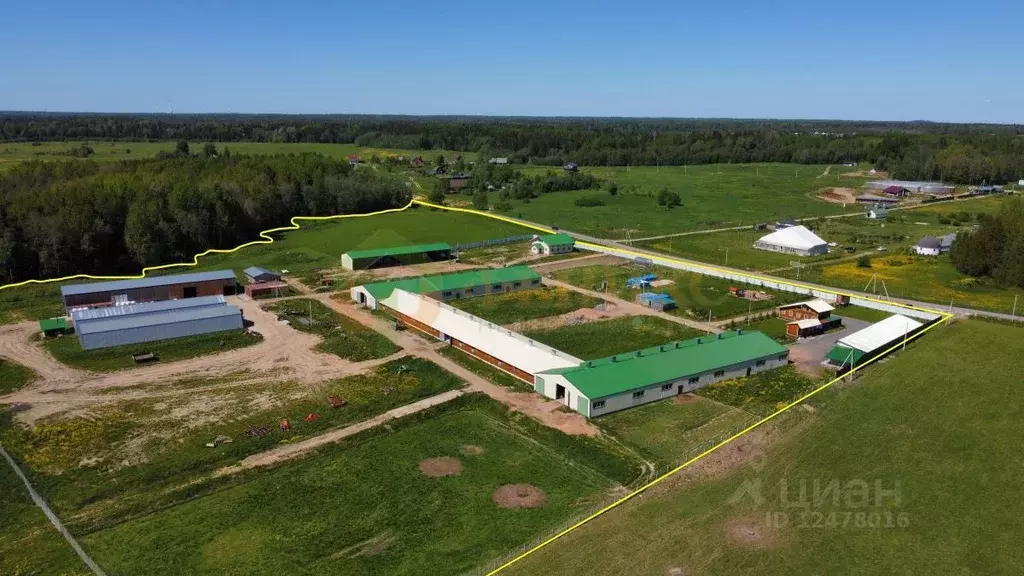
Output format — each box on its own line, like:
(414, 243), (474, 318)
(438, 346), (532, 392)
(0, 450), (91, 576)
(0, 358), (465, 530)
(497, 163), (867, 238)
(186, 207), (533, 279)
(597, 396), (754, 471)
(522, 316), (704, 360)
(42, 330), (262, 372)
(448, 287), (602, 325)
(72, 394), (639, 575)
(0, 283), (65, 325)
(0, 358), (36, 394)
(699, 365), (825, 417)
(732, 315), (790, 341)
(509, 320), (1024, 575)
(0, 141), (469, 171)
(552, 264), (806, 320)
(265, 299), (400, 361)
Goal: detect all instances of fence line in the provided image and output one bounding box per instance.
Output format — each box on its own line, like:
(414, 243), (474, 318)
(0, 446), (107, 576)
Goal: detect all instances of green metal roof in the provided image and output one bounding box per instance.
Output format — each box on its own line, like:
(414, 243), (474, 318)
(343, 242), (453, 261)
(39, 317), (67, 331)
(826, 345), (865, 366)
(360, 266), (541, 301)
(540, 331), (788, 400)
(535, 233), (575, 247)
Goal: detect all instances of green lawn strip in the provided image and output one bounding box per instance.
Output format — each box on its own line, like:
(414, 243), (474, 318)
(833, 305), (894, 323)
(438, 346), (532, 392)
(42, 330), (262, 372)
(728, 315), (791, 342)
(265, 298), (399, 361)
(596, 397), (737, 468)
(0, 441), (91, 576)
(0, 358), (464, 535)
(79, 394), (638, 575)
(0, 283), (64, 325)
(448, 287), (602, 325)
(508, 320), (1024, 575)
(0, 358), (37, 394)
(698, 365), (826, 417)
(521, 316), (704, 360)
(552, 264), (806, 320)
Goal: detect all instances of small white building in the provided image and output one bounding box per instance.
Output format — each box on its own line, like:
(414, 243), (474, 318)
(530, 233), (575, 255)
(753, 225), (829, 257)
(914, 235), (951, 256)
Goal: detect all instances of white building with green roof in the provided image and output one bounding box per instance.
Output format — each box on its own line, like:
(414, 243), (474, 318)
(341, 242), (453, 271)
(530, 233), (575, 255)
(535, 331), (790, 417)
(350, 266), (541, 309)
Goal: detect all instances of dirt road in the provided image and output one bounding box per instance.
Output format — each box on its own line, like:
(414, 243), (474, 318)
(217, 389), (466, 475)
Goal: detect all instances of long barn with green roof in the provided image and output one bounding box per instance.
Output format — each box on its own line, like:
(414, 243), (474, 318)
(341, 242), (453, 271)
(535, 330), (789, 417)
(350, 266), (541, 309)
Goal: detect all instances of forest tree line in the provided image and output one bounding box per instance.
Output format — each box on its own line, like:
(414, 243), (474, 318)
(3, 114), (1023, 184)
(950, 198), (1024, 289)
(0, 152), (411, 282)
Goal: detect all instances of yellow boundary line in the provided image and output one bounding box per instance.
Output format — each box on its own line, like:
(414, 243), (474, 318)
(0, 197), (953, 574)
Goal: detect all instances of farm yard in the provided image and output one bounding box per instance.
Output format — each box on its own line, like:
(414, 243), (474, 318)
(521, 316), (704, 360)
(41, 329), (262, 372)
(507, 320), (1024, 575)
(264, 298), (400, 361)
(448, 287), (603, 326)
(550, 263), (807, 320)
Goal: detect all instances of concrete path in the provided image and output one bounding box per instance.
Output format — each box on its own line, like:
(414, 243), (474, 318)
(216, 389), (466, 475)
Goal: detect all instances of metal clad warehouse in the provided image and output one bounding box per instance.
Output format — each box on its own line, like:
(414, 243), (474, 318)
(60, 270), (238, 310)
(74, 298), (244, 350)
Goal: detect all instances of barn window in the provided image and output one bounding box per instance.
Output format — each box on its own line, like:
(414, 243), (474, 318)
(492, 284), (502, 290)
(756, 359), (766, 367)
(513, 282), (521, 288)
(592, 400), (605, 409)
(714, 370), (725, 377)
(661, 383), (673, 391)
(688, 376), (700, 384)
(443, 290), (452, 297)
(531, 279), (540, 285)
(632, 391), (645, 399)
(778, 354), (787, 361)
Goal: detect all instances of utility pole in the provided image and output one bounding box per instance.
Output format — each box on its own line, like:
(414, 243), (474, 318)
(1012, 294), (1018, 321)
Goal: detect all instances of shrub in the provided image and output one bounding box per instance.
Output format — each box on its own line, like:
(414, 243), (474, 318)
(856, 255), (872, 268)
(574, 196), (606, 207)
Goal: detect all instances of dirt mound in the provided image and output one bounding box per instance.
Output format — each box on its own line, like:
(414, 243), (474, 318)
(816, 187), (857, 204)
(418, 457), (462, 477)
(493, 484), (548, 508)
(724, 516), (782, 549)
(673, 394), (699, 405)
(460, 445), (485, 456)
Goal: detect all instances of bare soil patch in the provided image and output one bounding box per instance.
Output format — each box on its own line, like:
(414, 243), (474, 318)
(493, 484), (548, 509)
(724, 515), (783, 549)
(842, 169), (889, 179)
(673, 393), (700, 405)
(505, 305), (629, 332)
(370, 261), (480, 280)
(418, 456), (463, 477)
(815, 187), (858, 204)
(460, 444), (485, 456)
(786, 345), (826, 377)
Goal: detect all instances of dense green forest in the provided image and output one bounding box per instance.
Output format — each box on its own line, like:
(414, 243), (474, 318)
(950, 198), (1024, 288)
(3, 114), (1022, 183)
(0, 151), (411, 282)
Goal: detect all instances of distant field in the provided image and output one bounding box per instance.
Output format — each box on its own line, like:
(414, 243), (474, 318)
(521, 316), (703, 359)
(497, 163), (867, 238)
(79, 395), (635, 576)
(42, 329), (262, 372)
(552, 264), (806, 320)
(0, 140), (468, 170)
(448, 287), (602, 325)
(264, 299), (400, 361)
(509, 320), (1024, 575)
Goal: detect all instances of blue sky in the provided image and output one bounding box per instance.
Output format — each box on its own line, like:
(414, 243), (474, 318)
(1, 0), (1021, 122)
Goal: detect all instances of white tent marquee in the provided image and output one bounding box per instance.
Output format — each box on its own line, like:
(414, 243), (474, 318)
(753, 225), (829, 256)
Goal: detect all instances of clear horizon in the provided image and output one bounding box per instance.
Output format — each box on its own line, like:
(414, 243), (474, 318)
(2, 0), (1022, 123)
